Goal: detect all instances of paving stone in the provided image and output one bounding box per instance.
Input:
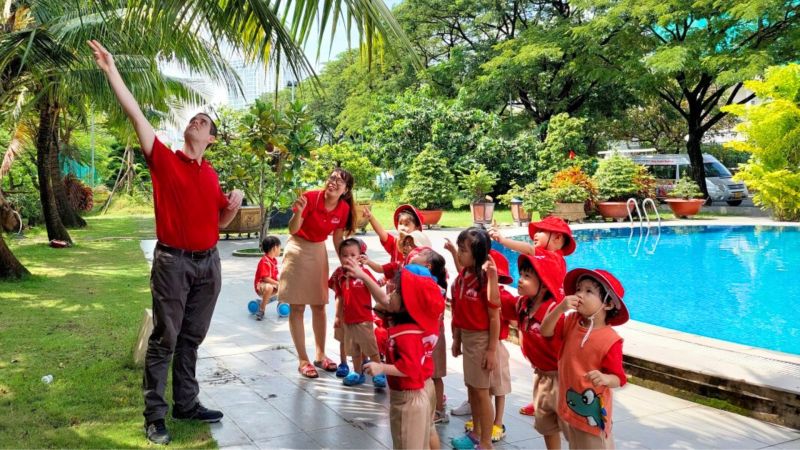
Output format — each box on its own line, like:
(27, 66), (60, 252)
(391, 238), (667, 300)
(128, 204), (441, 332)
(253, 432), (320, 450)
(309, 423), (388, 449)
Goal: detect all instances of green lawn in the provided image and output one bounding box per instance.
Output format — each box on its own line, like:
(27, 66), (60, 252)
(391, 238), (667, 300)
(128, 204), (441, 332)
(363, 202), (526, 231)
(0, 215), (215, 448)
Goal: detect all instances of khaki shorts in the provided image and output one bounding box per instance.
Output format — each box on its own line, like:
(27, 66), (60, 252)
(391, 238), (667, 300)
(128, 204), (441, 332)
(425, 378), (436, 433)
(344, 321), (379, 357)
(563, 422), (614, 449)
(333, 326), (344, 343)
(433, 321), (447, 379)
(533, 370), (562, 436)
(490, 340), (511, 396)
(461, 329), (492, 389)
(389, 385), (432, 450)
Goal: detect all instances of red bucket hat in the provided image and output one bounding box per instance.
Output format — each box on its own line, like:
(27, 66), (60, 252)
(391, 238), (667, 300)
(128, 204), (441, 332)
(489, 249), (514, 285)
(400, 265), (445, 333)
(517, 250), (567, 301)
(394, 204), (425, 230)
(528, 216), (576, 256)
(564, 268), (628, 326)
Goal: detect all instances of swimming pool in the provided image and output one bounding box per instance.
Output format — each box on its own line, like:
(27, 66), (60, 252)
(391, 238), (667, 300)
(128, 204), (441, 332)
(493, 225), (800, 355)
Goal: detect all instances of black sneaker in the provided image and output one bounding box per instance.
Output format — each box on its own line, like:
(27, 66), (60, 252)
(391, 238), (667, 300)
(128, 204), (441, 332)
(172, 404), (223, 423)
(144, 419), (171, 445)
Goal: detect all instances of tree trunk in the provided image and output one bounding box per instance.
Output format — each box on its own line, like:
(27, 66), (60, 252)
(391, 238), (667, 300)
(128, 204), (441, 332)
(51, 128), (86, 228)
(686, 130), (710, 201)
(0, 192), (29, 279)
(36, 101), (72, 243)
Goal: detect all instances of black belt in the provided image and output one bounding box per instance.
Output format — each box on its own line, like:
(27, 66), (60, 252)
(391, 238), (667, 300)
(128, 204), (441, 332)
(156, 242), (216, 260)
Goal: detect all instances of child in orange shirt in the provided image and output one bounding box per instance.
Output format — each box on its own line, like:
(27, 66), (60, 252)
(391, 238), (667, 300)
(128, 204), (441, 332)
(541, 269), (628, 449)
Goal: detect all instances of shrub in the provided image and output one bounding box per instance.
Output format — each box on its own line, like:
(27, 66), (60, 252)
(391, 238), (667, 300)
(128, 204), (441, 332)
(550, 166), (598, 204)
(594, 154), (654, 201)
(723, 64), (800, 221)
(402, 145), (455, 210)
(454, 164), (498, 207)
(5, 191), (42, 226)
(669, 177), (704, 199)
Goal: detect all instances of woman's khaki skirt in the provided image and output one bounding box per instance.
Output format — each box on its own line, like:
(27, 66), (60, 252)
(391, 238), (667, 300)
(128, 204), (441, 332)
(278, 235), (329, 305)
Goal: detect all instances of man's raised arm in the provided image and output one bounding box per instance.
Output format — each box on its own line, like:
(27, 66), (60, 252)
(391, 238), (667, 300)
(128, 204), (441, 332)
(88, 40), (156, 156)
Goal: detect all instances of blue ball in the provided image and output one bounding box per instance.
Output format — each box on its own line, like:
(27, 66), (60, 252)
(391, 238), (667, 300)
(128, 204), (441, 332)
(278, 302), (290, 317)
(248, 300), (260, 314)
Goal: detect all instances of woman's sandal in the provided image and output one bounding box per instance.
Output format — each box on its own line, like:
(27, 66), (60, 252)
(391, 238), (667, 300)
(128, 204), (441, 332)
(298, 363), (319, 378)
(519, 403), (535, 416)
(313, 357), (338, 372)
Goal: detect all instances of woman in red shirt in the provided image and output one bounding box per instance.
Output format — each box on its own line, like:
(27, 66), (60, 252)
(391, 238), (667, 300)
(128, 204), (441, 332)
(278, 168), (357, 378)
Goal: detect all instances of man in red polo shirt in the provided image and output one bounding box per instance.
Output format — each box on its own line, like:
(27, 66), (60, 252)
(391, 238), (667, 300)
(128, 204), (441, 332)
(89, 40), (243, 445)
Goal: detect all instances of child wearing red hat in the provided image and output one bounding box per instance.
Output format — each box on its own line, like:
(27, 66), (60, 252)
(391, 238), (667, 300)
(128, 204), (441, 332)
(541, 269), (629, 449)
(364, 204), (425, 265)
(490, 215), (576, 257)
(328, 239), (386, 388)
(344, 259), (445, 450)
(463, 249), (514, 443)
(449, 227), (501, 450)
(489, 215), (575, 416)
(505, 251), (567, 449)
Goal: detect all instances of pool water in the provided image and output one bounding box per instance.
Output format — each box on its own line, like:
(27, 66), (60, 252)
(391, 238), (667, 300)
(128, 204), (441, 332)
(493, 225), (800, 355)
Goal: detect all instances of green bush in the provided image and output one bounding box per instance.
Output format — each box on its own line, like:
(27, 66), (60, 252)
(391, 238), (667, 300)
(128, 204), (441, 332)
(402, 145), (455, 209)
(594, 153), (653, 201)
(669, 177), (704, 199)
(303, 142), (380, 192)
(6, 191), (42, 226)
(723, 64), (800, 221)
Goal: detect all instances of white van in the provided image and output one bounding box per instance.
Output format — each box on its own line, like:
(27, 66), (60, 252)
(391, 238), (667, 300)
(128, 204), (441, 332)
(629, 153), (749, 205)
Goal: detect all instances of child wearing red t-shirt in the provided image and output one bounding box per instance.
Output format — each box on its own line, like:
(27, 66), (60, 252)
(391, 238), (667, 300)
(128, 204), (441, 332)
(345, 260), (445, 450)
(489, 215), (575, 417)
(448, 227), (501, 450)
(329, 239), (386, 388)
(502, 251), (566, 449)
(253, 236), (282, 321)
(364, 204), (425, 264)
(541, 268), (628, 449)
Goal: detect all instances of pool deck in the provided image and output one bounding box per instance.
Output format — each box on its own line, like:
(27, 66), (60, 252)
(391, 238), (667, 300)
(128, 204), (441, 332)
(140, 217), (800, 448)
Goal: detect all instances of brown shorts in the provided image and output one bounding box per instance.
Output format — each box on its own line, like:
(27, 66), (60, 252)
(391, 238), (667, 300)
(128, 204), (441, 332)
(433, 321), (447, 379)
(533, 370), (562, 436)
(461, 329), (492, 389)
(344, 321), (379, 357)
(425, 378), (436, 434)
(334, 326), (344, 343)
(389, 386), (432, 450)
(490, 340), (511, 396)
(256, 281), (277, 298)
(563, 422), (614, 449)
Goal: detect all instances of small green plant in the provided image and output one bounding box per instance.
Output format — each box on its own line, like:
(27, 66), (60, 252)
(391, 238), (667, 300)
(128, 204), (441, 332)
(521, 181), (556, 216)
(454, 164), (499, 207)
(402, 145), (456, 210)
(669, 177), (704, 199)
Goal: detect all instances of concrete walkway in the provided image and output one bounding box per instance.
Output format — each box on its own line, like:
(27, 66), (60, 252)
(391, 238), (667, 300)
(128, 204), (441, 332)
(141, 223), (800, 449)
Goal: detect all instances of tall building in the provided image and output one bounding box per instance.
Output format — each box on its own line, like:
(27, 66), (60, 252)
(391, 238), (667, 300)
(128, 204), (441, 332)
(227, 56), (285, 110)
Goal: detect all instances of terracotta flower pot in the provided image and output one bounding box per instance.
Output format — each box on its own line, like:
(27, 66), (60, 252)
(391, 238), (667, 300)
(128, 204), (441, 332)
(665, 198), (705, 218)
(597, 201), (632, 221)
(552, 202), (587, 223)
(419, 209), (443, 228)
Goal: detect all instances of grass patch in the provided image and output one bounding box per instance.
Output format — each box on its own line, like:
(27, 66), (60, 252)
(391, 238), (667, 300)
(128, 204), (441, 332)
(365, 202), (530, 230)
(0, 215), (215, 448)
(627, 375), (752, 418)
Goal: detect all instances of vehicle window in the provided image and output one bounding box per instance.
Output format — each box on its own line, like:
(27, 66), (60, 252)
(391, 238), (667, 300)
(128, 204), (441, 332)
(647, 165), (676, 180)
(704, 161), (732, 177)
(678, 165), (692, 178)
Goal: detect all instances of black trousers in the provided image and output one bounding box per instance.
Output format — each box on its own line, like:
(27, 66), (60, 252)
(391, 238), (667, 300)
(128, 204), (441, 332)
(143, 244), (221, 422)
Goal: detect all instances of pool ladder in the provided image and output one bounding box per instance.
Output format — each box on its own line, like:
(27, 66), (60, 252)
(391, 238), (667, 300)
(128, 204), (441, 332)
(626, 198), (661, 255)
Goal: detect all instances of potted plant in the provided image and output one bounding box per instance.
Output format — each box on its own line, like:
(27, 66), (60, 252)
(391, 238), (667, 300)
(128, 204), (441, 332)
(550, 185), (591, 222)
(550, 166), (598, 221)
(497, 181), (532, 226)
(402, 145), (455, 228)
(593, 153), (654, 221)
(354, 188), (374, 233)
(455, 164), (499, 226)
(665, 177), (705, 218)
